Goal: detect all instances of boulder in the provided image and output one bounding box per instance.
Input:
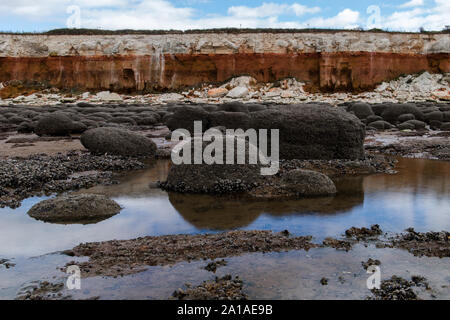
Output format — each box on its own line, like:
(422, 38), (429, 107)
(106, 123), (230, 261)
(34, 112), (74, 136)
(346, 102), (374, 119)
(441, 123), (450, 131)
(366, 115), (383, 124)
(368, 120), (394, 130)
(398, 113), (416, 122)
(17, 121), (35, 133)
(81, 127), (157, 157)
(95, 91), (122, 102)
(429, 120), (442, 130)
(217, 102), (249, 113)
(401, 120), (426, 130)
(249, 104), (365, 160)
(165, 106), (209, 133)
(165, 103), (365, 160)
(381, 103), (424, 123)
(279, 169), (337, 196)
(424, 111), (444, 122)
(226, 86), (249, 98)
(208, 111), (251, 129)
(397, 122), (415, 130)
(27, 194), (121, 224)
(163, 135), (264, 194)
(207, 88), (228, 98)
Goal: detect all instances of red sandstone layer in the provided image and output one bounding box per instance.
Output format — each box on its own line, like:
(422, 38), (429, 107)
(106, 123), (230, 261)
(0, 52), (448, 93)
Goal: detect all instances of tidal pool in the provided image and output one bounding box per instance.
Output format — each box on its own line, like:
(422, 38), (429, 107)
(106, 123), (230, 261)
(0, 157), (449, 299)
(0, 157), (448, 258)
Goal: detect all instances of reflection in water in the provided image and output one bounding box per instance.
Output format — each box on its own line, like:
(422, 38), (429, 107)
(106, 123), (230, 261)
(169, 183), (364, 231)
(0, 158), (449, 258)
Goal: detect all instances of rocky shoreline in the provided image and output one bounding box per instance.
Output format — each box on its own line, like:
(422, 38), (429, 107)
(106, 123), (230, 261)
(60, 226), (449, 279)
(0, 151), (146, 208)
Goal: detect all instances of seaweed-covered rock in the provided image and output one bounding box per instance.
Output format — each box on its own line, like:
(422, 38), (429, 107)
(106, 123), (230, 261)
(250, 104), (365, 160)
(34, 112), (75, 136)
(81, 127), (157, 157)
(27, 194), (121, 224)
(279, 169), (337, 196)
(346, 102), (374, 119)
(381, 103), (424, 124)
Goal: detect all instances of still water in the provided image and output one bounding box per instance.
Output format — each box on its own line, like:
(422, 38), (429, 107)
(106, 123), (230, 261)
(0, 158), (449, 258)
(0, 157), (449, 299)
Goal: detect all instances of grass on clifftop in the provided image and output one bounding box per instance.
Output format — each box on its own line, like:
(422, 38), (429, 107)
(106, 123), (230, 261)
(0, 28), (449, 35)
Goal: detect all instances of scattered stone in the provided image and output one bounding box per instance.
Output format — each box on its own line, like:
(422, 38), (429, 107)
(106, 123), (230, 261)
(322, 238), (353, 251)
(226, 86), (249, 98)
(15, 281), (67, 300)
(362, 258), (381, 270)
(204, 259), (228, 273)
(389, 228), (449, 258)
(368, 276), (424, 300)
(207, 88), (228, 98)
(95, 91), (122, 102)
(320, 277), (328, 285)
(345, 225), (383, 240)
(172, 275), (247, 300)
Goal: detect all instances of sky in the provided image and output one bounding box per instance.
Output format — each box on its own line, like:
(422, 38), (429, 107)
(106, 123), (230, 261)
(0, 0), (449, 32)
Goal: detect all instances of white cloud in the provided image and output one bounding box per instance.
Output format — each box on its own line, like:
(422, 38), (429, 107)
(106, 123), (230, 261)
(304, 8), (360, 29)
(399, 0), (424, 8)
(227, 3), (320, 19)
(380, 0), (450, 31)
(0, 0), (448, 32)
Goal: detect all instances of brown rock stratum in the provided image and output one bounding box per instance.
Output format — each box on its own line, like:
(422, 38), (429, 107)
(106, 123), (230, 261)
(0, 31), (448, 93)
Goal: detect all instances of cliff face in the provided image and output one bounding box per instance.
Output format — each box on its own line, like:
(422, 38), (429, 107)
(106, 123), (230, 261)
(0, 32), (448, 93)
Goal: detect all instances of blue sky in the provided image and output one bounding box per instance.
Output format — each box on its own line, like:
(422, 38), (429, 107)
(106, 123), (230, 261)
(0, 0), (448, 32)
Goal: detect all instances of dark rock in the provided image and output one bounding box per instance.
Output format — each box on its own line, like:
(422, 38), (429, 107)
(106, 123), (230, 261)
(34, 112), (74, 136)
(397, 122), (416, 130)
(367, 120), (394, 130)
(370, 104), (389, 116)
(381, 103), (424, 124)
(217, 102), (249, 113)
(109, 117), (136, 125)
(8, 116), (27, 125)
(366, 115), (383, 124)
(441, 123), (450, 131)
(402, 120), (426, 130)
(81, 127), (157, 157)
(428, 120), (441, 129)
(17, 121), (35, 133)
(347, 102), (374, 119)
(27, 194), (121, 224)
(398, 113), (415, 122)
(70, 122), (88, 134)
(165, 106), (209, 133)
(424, 111), (443, 122)
(249, 104), (365, 160)
(208, 111), (251, 129)
(279, 169), (336, 196)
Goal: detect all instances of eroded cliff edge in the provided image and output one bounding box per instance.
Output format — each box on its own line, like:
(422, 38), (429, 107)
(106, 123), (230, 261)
(0, 31), (449, 93)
